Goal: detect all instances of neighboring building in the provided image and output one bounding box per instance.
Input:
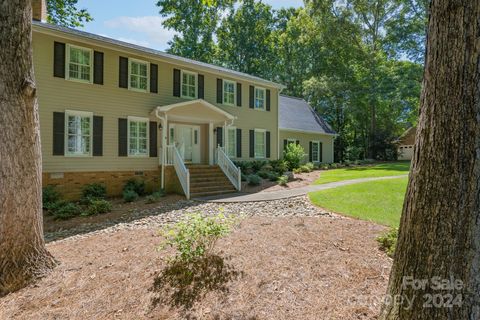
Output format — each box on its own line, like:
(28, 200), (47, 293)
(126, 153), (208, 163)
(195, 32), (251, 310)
(279, 96), (336, 163)
(396, 127), (416, 160)
(31, 8), (335, 199)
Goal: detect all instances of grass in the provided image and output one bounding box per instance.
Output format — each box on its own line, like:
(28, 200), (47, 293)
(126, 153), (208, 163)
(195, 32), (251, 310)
(308, 177), (408, 227)
(314, 161), (410, 185)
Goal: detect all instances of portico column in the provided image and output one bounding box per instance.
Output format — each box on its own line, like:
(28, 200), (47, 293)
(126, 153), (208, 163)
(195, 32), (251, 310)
(209, 122), (214, 165)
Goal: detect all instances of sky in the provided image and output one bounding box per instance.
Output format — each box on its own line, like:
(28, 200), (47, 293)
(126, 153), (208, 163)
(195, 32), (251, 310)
(76, 0), (304, 51)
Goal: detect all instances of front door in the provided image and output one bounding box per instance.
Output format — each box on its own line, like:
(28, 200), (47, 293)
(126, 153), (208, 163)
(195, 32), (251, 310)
(172, 124), (201, 163)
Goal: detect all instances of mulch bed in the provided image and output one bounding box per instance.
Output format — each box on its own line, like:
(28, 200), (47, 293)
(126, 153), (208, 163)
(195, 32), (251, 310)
(1, 214), (391, 319)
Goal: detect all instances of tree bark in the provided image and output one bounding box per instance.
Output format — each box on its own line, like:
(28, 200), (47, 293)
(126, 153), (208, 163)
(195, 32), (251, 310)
(0, 0), (56, 296)
(380, 1), (480, 319)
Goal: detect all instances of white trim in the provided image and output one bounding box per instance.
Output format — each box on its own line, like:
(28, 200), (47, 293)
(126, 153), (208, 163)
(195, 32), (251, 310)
(65, 44), (93, 84)
(64, 110), (93, 157)
(226, 126), (237, 158)
(154, 99), (236, 120)
(254, 128), (267, 159)
(254, 86), (266, 111)
(280, 127), (337, 136)
(222, 79), (236, 106)
(286, 138), (296, 144)
(311, 140), (321, 163)
(127, 116), (149, 157)
(180, 69), (198, 99)
(128, 58), (149, 93)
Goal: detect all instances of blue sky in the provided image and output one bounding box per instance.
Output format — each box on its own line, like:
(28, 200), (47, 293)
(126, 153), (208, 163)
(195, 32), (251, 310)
(76, 0), (304, 50)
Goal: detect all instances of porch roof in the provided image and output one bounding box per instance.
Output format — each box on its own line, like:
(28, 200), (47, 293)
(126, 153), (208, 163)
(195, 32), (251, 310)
(152, 99), (236, 124)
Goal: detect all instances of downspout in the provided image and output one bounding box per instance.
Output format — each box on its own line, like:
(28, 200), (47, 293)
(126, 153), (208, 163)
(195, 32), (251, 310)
(155, 108), (167, 189)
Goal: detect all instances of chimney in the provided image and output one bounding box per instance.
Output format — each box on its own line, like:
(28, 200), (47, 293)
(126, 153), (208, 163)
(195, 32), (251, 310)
(32, 0), (47, 22)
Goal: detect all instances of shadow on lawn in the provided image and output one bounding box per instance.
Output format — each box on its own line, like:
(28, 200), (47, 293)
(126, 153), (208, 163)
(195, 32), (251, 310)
(338, 161), (411, 172)
(150, 254), (242, 311)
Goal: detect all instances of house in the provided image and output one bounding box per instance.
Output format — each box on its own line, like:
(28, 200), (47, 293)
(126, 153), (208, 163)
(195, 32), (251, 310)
(396, 127), (416, 160)
(31, 2), (334, 199)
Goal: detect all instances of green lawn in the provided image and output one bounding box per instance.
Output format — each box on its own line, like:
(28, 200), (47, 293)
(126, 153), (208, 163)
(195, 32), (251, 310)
(308, 177), (408, 227)
(314, 161), (410, 185)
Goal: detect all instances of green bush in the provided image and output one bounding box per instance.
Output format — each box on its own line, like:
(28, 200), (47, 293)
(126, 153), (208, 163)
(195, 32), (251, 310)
(235, 161), (253, 175)
(376, 228), (398, 258)
(82, 183), (107, 200)
(269, 159), (289, 175)
(84, 199), (112, 216)
(241, 173), (247, 182)
(123, 178), (146, 196)
(277, 175), (288, 186)
(251, 160), (267, 173)
(42, 185), (61, 209)
(123, 189), (139, 202)
(247, 174), (261, 186)
(159, 213), (237, 263)
(257, 170), (270, 179)
(50, 201), (81, 220)
(283, 143), (306, 170)
(267, 171), (279, 181)
(145, 190), (166, 204)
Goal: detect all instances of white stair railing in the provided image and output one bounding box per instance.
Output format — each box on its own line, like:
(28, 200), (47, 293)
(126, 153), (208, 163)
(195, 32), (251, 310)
(168, 144), (190, 199)
(216, 147), (241, 191)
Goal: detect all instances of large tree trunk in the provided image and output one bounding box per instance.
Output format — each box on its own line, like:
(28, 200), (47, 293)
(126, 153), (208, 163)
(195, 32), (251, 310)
(380, 1), (480, 319)
(0, 0), (56, 296)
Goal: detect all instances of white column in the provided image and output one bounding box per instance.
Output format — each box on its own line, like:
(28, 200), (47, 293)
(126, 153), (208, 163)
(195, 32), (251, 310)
(209, 122), (214, 165)
(161, 114), (168, 189)
(223, 121), (227, 151)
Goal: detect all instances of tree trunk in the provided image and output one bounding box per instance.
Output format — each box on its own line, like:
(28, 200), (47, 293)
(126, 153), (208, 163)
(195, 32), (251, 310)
(380, 1), (480, 319)
(0, 0), (56, 296)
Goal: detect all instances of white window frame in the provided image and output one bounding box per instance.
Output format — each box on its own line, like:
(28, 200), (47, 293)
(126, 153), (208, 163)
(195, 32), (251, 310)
(181, 70), (198, 99)
(254, 128), (266, 159)
(127, 116), (149, 157)
(311, 140), (321, 163)
(66, 44), (93, 84)
(226, 127), (237, 158)
(223, 79), (236, 106)
(64, 110), (93, 157)
(128, 58), (149, 92)
(287, 138), (296, 145)
(254, 86), (266, 111)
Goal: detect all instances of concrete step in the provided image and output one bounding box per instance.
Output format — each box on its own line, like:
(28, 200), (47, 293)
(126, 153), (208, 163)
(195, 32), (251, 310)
(191, 185), (236, 193)
(190, 189), (237, 198)
(190, 180), (233, 188)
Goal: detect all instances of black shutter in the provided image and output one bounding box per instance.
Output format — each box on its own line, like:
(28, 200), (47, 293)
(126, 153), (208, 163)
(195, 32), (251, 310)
(249, 130), (255, 158)
(150, 63), (158, 93)
(249, 85), (254, 108)
(119, 57), (128, 88)
(173, 69), (181, 97)
(149, 121), (158, 157)
(320, 142), (323, 162)
(217, 79), (223, 103)
(236, 128), (242, 158)
(216, 127), (223, 147)
(198, 74), (204, 99)
(93, 51), (104, 85)
(309, 141), (313, 162)
(236, 83), (242, 107)
(118, 118), (128, 156)
(53, 42), (65, 78)
(283, 139), (287, 150)
(266, 89), (271, 111)
(266, 131), (271, 158)
(52, 112), (65, 155)
(296, 140), (300, 145)
(93, 116), (103, 156)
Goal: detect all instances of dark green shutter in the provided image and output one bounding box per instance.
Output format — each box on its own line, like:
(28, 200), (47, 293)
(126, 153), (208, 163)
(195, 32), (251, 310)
(320, 142), (323, 162)
(266, 89), (271, 111)
(249, 130), (254, 157)
(173, 69), (181, 97)
(217, 79), (223, 103)
(150, 63), (158, 93)
(53, 42), (65, 78)
(216, 127), (223, 147)
(118, 118), (128, 156)
(266, 131), (271, 158)
(236, 83), (242, 107)
(93, 51), (104, 85)
(52, 112), (65, 155)
(296, 140), (300, 145)
(198, 74), (204, 99)
(236, 128), (242, 158)
(93, 116), (103, 156)
(283, 139), (287, 150)
(119, 57), (128, 88)
(149, 121), (158, 157)
(309, 141), (313, 162)
(249, 86), (254, 108)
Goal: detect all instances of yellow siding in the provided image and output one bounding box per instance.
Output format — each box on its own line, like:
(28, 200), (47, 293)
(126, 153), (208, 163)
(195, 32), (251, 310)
(279, 130), (335, 163)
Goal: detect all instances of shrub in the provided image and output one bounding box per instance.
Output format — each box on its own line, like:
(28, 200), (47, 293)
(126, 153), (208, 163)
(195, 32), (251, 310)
(241, 173), (247, 182)
(82, 183), (107, 200)
(84, 199), (112, 216)
(123, 189), (139, 202)
(235, 161), (253, 175)
(320, 164), (330, 170)
(257, 170), (270, 179)
(50, 201), (81, 220)
(277, 175), (288, 186)
(159, 213), (237, 263)
(251, 160), (267, 173)
(146, 190), (166, 204)
(269, 159), (288, 175)
(42, 185), (61, 209)
(123, 178), (146, 196)
(247, 174), (261, 186)
(376, 228), (398, 258)
(267, 171), (279, 181)
(329, 163), (338, 169)
(283, 143), (306, 170)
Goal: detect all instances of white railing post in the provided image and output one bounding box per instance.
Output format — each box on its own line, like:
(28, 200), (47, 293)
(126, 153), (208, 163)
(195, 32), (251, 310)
(170, 144), (190, 199)
(216, 146), (241, 191)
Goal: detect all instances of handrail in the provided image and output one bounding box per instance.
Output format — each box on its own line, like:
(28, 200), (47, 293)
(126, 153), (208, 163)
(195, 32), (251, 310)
(216, 147), (241, 191)
(169, 144), (190, 199)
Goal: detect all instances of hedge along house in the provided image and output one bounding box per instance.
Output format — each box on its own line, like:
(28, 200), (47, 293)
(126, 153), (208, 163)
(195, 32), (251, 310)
(279, 96), (336, 163)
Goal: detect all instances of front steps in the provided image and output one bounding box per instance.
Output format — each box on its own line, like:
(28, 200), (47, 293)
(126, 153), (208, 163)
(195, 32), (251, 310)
(187, 164), (237, 198)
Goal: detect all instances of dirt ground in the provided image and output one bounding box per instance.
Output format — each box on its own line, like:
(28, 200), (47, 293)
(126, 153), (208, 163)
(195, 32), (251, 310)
(242, 171), (320, 193)
(1, 214), (391, 320)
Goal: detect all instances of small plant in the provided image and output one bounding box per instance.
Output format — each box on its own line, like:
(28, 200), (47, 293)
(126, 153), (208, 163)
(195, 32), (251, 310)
(42, 185), (61, 210)
(277, 175), (288, 186)
(82, 183), (107, 200)
(267, 171), (279, 181)
(247, 174), (261, 186)
(283, 143), (306, 170)
(49, 201), (81, 220)
(146, 190), (166, 204)
(123, 178), (146, 196)
(241, 173), (247, 181)
(123, 189), (139, 202)
(251, 160), (267, 173)
(376, 228), (398, 258)
(257, 170), (270, 179)
(84, 199), (112, 216)
(269, 159), (288, 175)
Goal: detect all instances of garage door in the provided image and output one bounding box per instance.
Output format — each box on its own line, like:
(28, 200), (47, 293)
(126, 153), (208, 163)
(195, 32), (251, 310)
(398, 145), (414, 160)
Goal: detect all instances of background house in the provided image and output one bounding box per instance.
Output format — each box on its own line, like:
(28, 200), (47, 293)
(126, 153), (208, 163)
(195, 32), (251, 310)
(396, 127), (416, 160)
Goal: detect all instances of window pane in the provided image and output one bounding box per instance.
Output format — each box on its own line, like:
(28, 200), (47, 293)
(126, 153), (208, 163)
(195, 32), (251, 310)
(139, 63), (147, 76)
(255, 131), (265, 157)
(67, 114), (91, 155)
(139, 77), (147, 90)
(227, 129), (236, 157)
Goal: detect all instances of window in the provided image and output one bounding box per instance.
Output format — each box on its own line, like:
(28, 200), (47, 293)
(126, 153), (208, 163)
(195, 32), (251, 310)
(227, 127), (236, 158)
(128, 117), (149, 156)
(223, 80), (236, 105)
(65, 110), (92, 156)
(311, 141), (320, 162)
(254, 87), (266, 110)
(129, 59), (148, 91)
(67, 44), (92, 82)
(287, 138), (296, 145)
(254, 129), (266, 158)
(181, 70), (197, 99)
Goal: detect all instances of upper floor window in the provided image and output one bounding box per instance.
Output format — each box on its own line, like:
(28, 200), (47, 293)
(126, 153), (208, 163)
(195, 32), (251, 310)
(254, 87), (266, 110)
(129, 59), (149, 92)
(67, 44), (92, 83)
(181, 70), (197, 99)
(65, 110), (92, 156)
(223, 80), (236, 106)
(227, 127), (236, 158)
(254, 129), (266, 158)
(128, 117), (149, 156)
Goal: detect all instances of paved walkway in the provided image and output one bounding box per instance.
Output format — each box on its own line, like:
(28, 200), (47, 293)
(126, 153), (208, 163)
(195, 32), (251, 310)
(195, 175), (408, 203)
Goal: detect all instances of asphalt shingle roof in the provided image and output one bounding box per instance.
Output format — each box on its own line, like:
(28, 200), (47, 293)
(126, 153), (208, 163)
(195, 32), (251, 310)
(279, 95), (336, 135)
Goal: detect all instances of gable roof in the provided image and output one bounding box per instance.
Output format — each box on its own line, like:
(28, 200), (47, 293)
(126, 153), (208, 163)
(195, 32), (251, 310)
(279, 95), (336, 135)
(32, 21), (285, 90)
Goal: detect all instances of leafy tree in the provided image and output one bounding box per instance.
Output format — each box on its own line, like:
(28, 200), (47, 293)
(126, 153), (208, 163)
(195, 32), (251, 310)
(47, 0), (92, 27)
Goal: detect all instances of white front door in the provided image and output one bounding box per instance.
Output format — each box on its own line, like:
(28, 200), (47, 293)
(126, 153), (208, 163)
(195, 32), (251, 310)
(172, 124), (201, 163)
